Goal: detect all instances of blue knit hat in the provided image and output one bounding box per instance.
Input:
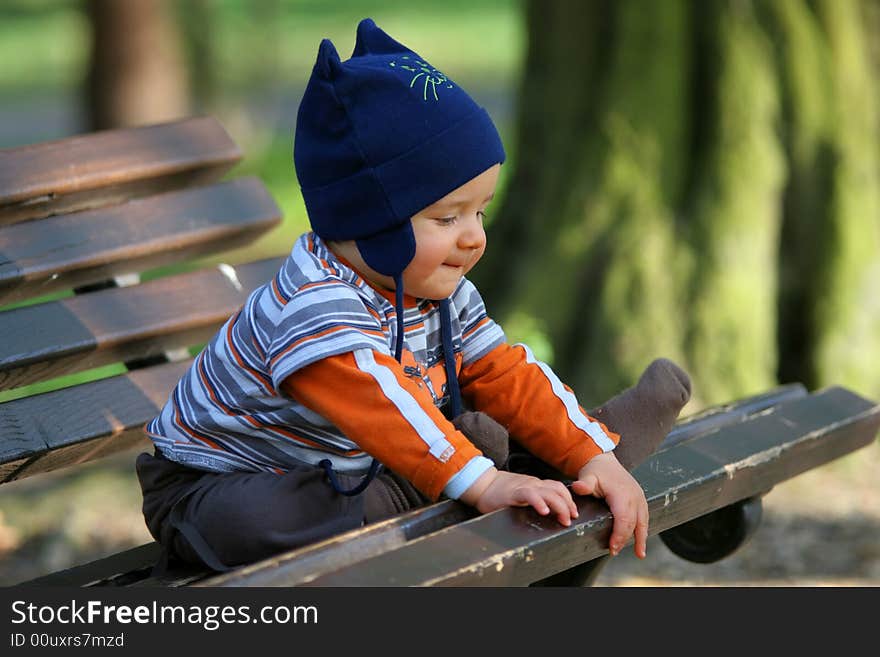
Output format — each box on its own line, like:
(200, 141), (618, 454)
(294, 17), (506, 278)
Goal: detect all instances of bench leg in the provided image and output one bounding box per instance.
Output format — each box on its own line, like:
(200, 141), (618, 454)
(659, 494), (766, 563)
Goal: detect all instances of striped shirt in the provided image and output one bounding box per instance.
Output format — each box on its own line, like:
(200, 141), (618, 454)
(146, 232), (617, 500)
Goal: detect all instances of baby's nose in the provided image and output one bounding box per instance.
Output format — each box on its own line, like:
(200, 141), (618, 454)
(459, 216), (486, 249)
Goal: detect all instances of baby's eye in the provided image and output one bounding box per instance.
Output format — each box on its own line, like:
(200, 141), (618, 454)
(477, 210), (488, 221)
(433, 216), (457, 226)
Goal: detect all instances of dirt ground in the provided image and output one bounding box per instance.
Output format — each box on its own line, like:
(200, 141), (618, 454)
(1, 440), (877, 587)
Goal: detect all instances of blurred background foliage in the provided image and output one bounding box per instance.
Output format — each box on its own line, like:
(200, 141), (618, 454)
(0, 0), (878, 585)
(474, 0), (880, 409)
(0, 0), (525, 403)
(2, 0), (878, 408)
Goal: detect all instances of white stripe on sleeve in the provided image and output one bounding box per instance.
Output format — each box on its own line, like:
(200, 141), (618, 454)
(517, 343), (617, 452)
(353, 349), (455, 462)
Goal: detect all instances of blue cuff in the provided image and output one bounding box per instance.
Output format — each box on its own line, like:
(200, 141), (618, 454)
(442, 455), (495, 500)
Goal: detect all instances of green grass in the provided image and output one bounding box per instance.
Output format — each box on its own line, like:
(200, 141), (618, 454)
(0, 363), (128, 405)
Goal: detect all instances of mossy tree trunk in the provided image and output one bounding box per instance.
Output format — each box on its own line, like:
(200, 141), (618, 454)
(475, 0), (880, 407)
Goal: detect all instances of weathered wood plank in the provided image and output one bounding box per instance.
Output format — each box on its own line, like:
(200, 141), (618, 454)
(23, 543), (164, 587)
(200, 386), (878, 587)
(0, 257), (283, 390)
(0, 360), (190, 482)
(658, 383), (808, 450)
(0, 177), (280, 306)
(0, 117), (241, 225)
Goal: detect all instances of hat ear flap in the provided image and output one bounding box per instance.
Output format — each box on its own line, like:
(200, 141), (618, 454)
(352, 17), (410, 57)
(316, 38), (342, 79)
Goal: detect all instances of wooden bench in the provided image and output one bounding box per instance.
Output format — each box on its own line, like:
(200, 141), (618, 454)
(2, 118), (879, 587)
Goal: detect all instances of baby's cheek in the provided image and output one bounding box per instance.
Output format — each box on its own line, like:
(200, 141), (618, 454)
(466, 247), (486, 273)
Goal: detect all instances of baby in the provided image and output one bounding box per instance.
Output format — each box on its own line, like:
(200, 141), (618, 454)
(135, 18), (691, 574)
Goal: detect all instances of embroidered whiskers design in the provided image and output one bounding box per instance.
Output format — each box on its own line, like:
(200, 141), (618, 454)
(390, 55), (454, 101)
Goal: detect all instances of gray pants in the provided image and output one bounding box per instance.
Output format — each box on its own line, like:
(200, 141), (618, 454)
(136, 450), (370, 572)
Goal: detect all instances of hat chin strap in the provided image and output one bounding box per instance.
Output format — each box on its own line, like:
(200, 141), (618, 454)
(394, 274), (405, 361)
(438, 298), (463, 419)
(394, 273), (461, 419)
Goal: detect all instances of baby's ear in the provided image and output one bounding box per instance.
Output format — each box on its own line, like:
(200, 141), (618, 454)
(352, 17), (410, 57)
(316, 38), (342, 79)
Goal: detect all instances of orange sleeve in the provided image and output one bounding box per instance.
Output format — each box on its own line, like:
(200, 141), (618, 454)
(280, 349), (492, 501)
(459, 343), (620, 478)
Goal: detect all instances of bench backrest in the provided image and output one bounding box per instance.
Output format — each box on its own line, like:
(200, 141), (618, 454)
(0, 117), (284, 484)
(4, 118), (879, 589)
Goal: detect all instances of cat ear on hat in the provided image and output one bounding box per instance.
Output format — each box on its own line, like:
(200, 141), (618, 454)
(352, 17), (410, 57)
(316, 38), (342, 79)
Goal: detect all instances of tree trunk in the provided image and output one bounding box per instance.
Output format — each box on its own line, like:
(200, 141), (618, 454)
(85, 0), (190, 130)
(477, 0), (880, 407)
(476, 0), (691, 406)
(808, 0), (880, 397)
(684, 1), (786, 405)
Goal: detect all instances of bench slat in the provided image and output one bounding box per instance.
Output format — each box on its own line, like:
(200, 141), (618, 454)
(657, 383), (808, 450)
(24, 543), (164, 587)
(0, 177), (281, 306)
(0, 117), (241, 225)
(0, 360), (190, 483)
(0, 257), (283, 390)
(199, 386), (879, 586)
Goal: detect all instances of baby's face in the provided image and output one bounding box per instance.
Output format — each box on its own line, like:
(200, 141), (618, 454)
(402, 164), (500, 300)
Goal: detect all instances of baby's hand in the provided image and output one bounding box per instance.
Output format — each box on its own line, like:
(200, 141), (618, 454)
(571, 452), (649, 559)
(460, 468), (578, 527)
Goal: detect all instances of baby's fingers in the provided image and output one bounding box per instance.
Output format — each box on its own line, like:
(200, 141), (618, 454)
(608, 500), (638, 557)
(548, 480), (578, 522)
(521, 486), (575, 527)
(518, 487), (552, 517)
(547, 487), (577, 526)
